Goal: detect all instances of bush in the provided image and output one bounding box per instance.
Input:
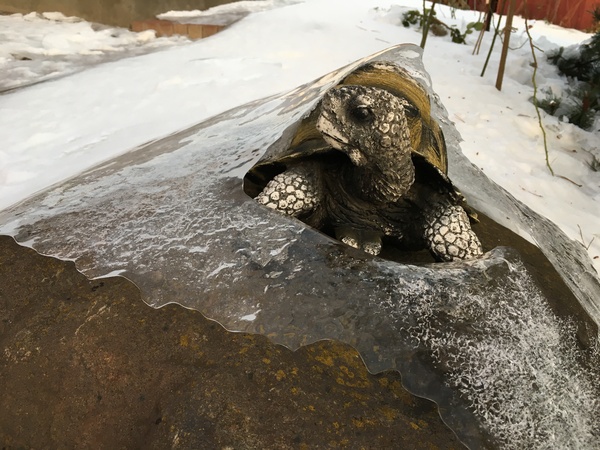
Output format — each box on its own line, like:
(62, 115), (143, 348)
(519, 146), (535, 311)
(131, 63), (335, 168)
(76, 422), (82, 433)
(544, 31), (600, 130)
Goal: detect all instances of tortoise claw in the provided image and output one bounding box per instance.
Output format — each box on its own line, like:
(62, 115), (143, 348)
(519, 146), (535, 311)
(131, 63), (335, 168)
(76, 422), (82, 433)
(336, 227), (382, 256)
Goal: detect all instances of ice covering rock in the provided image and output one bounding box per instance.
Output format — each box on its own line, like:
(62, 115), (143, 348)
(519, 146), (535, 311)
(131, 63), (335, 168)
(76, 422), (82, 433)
(1, 45), (599, 449)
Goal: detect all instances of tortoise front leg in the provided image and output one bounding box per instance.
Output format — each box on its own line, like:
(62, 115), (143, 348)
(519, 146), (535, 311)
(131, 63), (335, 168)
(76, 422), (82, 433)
(256, 166), (321, 217)
(423, 204), (483, 261)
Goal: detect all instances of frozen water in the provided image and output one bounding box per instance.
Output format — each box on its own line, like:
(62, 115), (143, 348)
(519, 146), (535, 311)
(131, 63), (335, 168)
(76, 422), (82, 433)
(1, 45), (599, 448)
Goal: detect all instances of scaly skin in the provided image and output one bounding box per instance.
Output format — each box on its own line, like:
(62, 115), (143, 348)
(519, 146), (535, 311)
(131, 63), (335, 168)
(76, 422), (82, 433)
(423, 204), (483, 261)
(317, 85), (416, 205)
(255, 84), (483, 261)
(255, 166), (321, 217)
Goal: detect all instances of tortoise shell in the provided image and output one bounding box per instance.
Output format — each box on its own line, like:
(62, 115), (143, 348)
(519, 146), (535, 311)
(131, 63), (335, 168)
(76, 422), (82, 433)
(245, 60), (452, 198)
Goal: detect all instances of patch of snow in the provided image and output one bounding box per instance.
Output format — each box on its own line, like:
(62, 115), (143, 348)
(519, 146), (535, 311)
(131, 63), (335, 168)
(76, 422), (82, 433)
(0, 12), (187, 91)
(240, 310), (261, 321)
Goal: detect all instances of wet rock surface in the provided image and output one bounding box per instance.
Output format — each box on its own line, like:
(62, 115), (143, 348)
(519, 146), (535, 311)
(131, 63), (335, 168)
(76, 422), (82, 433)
(0, 236), (462, 449)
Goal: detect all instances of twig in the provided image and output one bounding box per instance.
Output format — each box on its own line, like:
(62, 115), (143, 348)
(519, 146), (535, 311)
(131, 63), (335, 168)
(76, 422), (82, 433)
(578, 225), (596, 250)
(474, 0), (497, 55)
(520, 186), (543, 197)
(509, 35), (530, 51)
(473, 21), (485, 55)
(557, 175), (582, 187)
(481, 0), (505, 77)
(524, 18), (555, 175)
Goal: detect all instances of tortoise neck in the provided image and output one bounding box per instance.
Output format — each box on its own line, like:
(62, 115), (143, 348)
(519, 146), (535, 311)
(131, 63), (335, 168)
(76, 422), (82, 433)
(349, 149), (415, 204)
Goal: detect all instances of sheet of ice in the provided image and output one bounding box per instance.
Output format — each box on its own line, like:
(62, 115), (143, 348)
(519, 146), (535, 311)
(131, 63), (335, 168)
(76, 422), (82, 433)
(1, 2), (599, 447)
(1, 45), (598, 449)
(0, 0), (597, 276)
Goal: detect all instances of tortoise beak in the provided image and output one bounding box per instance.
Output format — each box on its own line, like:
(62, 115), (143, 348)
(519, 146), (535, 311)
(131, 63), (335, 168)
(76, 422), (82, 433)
(320, 131), (367, 167)
(345, 148), (367, 166)
(317, 115), (367, 166)
(316, 115), (347, 147)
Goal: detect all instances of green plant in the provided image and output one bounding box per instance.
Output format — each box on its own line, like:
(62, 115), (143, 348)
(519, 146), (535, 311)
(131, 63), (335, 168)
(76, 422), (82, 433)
(533, 88), (562, 115)
(450, 21), (484, 44)
(401, 9), (483, 45)
(402, 5), (439, 49)
(531, 87), (599, 130)
(545, 30), (600, 130)
(591, 5), (600, 27)
(548, 32), (600, 83)
(401, 9), (423, 27)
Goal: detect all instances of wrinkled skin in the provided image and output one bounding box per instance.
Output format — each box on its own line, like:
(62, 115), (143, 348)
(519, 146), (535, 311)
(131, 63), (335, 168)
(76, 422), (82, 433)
(256, 85), (483, 261)
(317, 85), (416, 204)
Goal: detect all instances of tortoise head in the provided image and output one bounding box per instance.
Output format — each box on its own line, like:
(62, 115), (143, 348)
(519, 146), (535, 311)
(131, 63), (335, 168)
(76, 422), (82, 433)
(316, 85), (413, 168)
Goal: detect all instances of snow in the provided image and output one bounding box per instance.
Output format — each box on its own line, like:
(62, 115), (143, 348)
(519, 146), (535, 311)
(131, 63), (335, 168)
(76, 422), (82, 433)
(0, 0), (598, 276)
(157, 0), (296, 24)
(0, 11), (188, 91)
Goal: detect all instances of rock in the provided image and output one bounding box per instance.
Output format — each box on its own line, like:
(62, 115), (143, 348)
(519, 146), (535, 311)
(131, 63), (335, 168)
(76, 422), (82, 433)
(0, 236), (461, 449)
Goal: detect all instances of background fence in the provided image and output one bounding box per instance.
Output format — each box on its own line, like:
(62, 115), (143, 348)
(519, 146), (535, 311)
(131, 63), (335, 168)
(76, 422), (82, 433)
(452, 0), (598, 31)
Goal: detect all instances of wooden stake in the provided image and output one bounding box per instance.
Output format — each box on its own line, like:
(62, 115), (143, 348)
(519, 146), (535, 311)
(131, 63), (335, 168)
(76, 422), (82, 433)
(495, 0), (516, 91)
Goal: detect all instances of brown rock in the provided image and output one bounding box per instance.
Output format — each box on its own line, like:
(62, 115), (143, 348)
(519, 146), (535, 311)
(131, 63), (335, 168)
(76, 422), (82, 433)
(0, 236), (462, 449)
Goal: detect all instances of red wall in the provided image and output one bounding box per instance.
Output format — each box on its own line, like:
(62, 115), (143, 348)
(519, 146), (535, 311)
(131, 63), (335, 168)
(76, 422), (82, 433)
(465, 0), (597, 31)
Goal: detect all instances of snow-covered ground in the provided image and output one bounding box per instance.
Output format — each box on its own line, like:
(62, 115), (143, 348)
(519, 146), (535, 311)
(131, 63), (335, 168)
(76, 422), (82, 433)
(0, 11), (189, 91)
(0, 0), (598, 273)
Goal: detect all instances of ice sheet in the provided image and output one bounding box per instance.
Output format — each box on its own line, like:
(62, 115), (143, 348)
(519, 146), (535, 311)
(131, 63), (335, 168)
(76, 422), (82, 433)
(1, 45), (599, 448)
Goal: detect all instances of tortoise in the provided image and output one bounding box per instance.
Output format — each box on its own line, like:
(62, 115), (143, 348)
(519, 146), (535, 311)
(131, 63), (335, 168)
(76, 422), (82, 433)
(246, 61), (483, 261)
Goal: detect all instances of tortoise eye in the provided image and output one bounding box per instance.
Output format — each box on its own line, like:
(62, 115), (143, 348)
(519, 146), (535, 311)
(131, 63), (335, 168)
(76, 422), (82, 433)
(403, 103), (419, 118)
(350, 105), (373, 123)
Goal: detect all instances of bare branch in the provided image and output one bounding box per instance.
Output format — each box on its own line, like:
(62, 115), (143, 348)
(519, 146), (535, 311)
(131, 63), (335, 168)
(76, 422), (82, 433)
(524, 18), (555, 175)
(481, 0), (505, 77)
(578, 224), (596, 250)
